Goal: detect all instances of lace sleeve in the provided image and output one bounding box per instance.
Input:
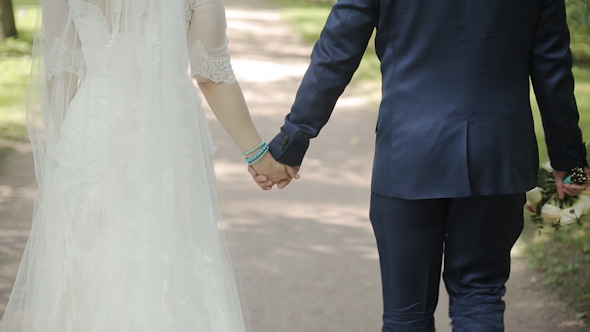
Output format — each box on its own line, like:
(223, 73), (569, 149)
(44, 0), (86, 80)
(187, 0), (236, 84)
(190, 40), (235, 84)
(45, 38), (86, 80)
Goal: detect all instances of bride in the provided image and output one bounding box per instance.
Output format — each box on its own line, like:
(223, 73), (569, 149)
(0, 0), (293, 330)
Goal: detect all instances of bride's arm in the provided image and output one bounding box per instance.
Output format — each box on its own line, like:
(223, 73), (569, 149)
(43, 0), (84, 104)
(188, 0), (293, 186)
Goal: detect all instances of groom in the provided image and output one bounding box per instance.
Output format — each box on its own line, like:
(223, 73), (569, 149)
(253, 0), (589, 331)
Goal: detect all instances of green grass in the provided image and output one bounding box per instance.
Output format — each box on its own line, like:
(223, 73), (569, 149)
(571, 33), (590, 62)
(531, 63), (590, 163)
(525, 214), (590, 319)
(0, 5), (37, 160)
(15, 0), (39, 5)
(278, 0), (590, 321)
(279, 2), (331, 43)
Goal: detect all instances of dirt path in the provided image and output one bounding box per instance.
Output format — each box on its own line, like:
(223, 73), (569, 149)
(0, 0), (587, 330)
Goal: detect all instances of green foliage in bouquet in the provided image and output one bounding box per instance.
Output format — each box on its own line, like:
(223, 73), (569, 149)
(526, 165), (589, 239)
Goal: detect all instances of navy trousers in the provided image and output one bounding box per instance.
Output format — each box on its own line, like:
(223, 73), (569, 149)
(369, 193), (525, 332)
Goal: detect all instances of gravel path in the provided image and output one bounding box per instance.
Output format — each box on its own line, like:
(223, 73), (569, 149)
(0, 0), (587, 330)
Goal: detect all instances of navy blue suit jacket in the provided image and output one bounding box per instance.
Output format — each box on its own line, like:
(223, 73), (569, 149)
(269, 0), (586, 199)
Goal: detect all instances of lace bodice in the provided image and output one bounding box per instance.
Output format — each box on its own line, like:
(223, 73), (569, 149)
(45, 0), (236, 84)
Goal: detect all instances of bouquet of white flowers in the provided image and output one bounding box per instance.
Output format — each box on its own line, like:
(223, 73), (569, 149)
(525, 163), (590, 230)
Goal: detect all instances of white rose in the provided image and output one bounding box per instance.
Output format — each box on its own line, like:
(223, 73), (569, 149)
(577, 194), (590, 215)
(559, 208), (578, 225)
(525, 187), (544, 209)
(541, 203), (562, 224)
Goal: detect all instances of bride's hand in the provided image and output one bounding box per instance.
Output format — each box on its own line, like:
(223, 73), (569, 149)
(248, 165), (273, 190)
(248, 154), (299, 190)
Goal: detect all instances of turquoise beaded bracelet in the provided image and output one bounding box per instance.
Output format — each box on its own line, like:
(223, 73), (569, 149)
(242, 141), (266, 156)
(245, 143), (269, 165)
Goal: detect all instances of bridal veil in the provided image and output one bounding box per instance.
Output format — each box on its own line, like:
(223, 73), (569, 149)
(1, 0), (247, 330)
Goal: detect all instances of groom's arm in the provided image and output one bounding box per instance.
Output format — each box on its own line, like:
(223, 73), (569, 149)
(530, 0), (587, 171)
(269, 0), (378, 166)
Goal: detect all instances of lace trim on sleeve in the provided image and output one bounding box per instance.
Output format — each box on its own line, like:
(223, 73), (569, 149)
(46, 38), (86, 80)
(185, 0), (202, 22)
(190, 40), (237, 84)
(188, 0), (200, 12)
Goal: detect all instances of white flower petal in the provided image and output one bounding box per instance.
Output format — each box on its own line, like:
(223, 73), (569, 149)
(525, 187), (544, 207)
(560, 208), (578, 225)
(578, 195), (590, 214)
(541, 203), (562, 224)
(573, 200), (585, 218)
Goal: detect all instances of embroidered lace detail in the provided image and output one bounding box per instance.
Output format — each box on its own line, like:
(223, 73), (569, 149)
(185, 0), (202, 21)
(68, 0), (110, 40)
(67, 0), (112, 74)
(190, 40), (236, 84)
(45, 39), (86, 80)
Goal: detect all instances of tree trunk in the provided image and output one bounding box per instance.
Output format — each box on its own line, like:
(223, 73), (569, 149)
(0, 0), (17, 42)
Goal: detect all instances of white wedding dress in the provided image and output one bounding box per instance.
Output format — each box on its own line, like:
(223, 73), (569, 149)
(1, 0), (246, 331)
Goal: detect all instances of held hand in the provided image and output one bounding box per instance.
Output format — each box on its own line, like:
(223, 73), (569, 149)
(277, 166), (300, 189)
(248, 156), (300, 190)
(554, 168), (590, 199)
(252, 153), (290, 183)
(248, 166), (273, 190)
(248, 165), (300, 190)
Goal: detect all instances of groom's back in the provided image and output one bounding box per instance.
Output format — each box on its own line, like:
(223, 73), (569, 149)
(272, 0), (582, 199)
(370, 0), (577, 198)
(375, 0), (537, 119)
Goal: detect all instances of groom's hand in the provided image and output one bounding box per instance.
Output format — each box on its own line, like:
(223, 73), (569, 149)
(554, 167), (590, 199)
(248, 156), (299, 190)
(275, 165), (300, 189)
